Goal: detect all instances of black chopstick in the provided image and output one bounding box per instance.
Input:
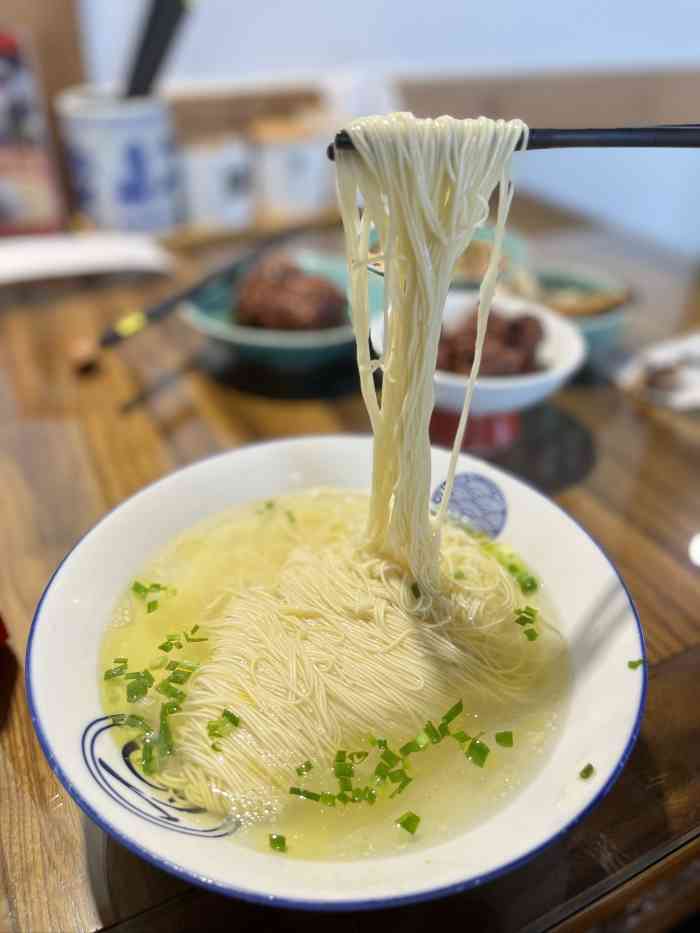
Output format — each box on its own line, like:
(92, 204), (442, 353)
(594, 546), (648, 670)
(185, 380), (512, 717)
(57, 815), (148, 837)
(327, 124), (700, 160)
(125, 0), (187, 97)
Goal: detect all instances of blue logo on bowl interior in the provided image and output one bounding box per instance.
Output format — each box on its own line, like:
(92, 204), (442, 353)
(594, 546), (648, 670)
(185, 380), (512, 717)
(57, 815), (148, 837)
(432, 473), (507, 538)
(82, 716), (237, 838)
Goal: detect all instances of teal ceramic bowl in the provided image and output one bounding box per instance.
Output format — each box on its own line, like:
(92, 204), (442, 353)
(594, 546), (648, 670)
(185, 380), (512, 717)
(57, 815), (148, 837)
(179, 249), (384, 372)
(535, 264), (630, 362)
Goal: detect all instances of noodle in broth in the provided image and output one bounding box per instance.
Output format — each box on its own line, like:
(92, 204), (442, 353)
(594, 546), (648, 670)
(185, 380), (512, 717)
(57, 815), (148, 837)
(100, 114), (568, 858)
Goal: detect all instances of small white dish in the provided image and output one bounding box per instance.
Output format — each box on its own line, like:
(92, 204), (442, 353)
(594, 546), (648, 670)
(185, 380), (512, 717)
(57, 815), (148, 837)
(370, 293), (586, 415)
(27, 436), (644, 911)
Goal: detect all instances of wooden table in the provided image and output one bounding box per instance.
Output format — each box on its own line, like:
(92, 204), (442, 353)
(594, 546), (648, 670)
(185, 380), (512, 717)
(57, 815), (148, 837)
(1, 196), (699, 933)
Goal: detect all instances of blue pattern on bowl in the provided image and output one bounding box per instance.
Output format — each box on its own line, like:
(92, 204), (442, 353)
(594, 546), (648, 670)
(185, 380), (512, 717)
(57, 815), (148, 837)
(432, 472), (508, 537)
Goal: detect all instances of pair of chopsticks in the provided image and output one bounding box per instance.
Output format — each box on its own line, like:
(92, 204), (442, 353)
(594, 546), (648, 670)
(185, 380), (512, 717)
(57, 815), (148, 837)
(327, 124), (700, 160)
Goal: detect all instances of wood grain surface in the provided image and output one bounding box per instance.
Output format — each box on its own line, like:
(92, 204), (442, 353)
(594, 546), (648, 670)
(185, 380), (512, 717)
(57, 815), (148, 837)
(1, 195), (699, 932)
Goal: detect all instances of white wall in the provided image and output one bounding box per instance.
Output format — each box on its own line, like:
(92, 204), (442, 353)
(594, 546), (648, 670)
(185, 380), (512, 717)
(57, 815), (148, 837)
(79, 0), (700, 254)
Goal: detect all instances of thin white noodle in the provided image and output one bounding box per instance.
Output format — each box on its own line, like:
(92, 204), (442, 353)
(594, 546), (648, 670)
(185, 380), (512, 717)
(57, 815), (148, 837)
(147, 115), (565, 823)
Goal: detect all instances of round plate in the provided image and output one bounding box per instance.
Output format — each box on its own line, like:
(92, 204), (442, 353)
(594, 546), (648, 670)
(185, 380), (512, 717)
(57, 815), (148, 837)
(371, 293), (586, 415)
(27, 437), (645, 911)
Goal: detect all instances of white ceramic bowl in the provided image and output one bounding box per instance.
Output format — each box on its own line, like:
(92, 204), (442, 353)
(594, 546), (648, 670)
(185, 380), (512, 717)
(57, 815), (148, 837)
(27, 437), (645, 911)
(370, 293), (586, 415)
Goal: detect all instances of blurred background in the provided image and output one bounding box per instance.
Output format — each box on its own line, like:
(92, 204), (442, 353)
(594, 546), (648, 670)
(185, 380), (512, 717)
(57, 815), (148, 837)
(3, 4), (700, 933)
(77, 0), (700, 254)
(3, 0), (700, 249)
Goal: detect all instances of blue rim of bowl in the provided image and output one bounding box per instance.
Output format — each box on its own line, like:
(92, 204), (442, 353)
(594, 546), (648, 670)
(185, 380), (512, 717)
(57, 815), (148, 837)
(25, 438), (647, 913)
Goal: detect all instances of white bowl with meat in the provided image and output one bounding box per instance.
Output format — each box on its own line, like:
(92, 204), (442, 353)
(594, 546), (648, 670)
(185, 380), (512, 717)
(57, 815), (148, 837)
(371, 292), (586, 415)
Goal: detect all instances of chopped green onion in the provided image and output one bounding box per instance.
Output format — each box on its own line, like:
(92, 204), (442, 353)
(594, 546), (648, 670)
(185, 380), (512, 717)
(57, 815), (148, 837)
(351, 788), (364, 802)
(265, 500), (275, 510)
(364, 787), (377, 805)
(454, 570), (465, 580)
(289, 787), (321, 801)
(381, 747), (400, 768)
(338, 776), (353, 792)
(113, 657), (128, 664)
(374, 738), (388, 749)
(336, 792), (350, 804)
(141, 736), (156, 774)
(423, 721), (441, 744)
(396, 811), (420, 834)
(146, 600), (159, 614)
(183, 631), (208, 643)
(157, 704), (174, 758)
(452, 730), (470, 745)
(191, 625), (200, 634)
(334, 750), (347, 763)
(104, 663), (128, 680)
(111, 713), (151, 732)
(211, 742), (223, 752)
(296, 760), (313, 776)
(126, 670), (154, 702)
(524, 628), (539, 642)
(286, 510), (296, 524)
(334, 760), (354, 778)
(320, 792), (336, 807)
(411, 582), (421, 599)
(495, 731), (514, 748)
(388, 768), (409, 784)
(158, 641), (174, 653)
(579, 763), (595, 780)
(467, 738), (490, 768)
(438, 721), (450, 738)
(161, 700), (181, 716)
(441, 699), (463, 725)
(206, 711), (239, 739)
(168, 668), (191, 685)
(518, 573), (538, 595)
(269, 833), (287, 853)
(627, 659), (644, 670)
(131, 581), (149, 598)
(389, 777), (413, 798)
(156, 681), (186, 703)
(348, 751), (368, 763)
(374, 762), (391, 783)
(399, 731), (430, 756)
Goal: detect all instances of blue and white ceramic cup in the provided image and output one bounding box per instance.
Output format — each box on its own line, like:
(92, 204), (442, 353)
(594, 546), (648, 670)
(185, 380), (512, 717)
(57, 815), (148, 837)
(56, 85), (182, 233)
